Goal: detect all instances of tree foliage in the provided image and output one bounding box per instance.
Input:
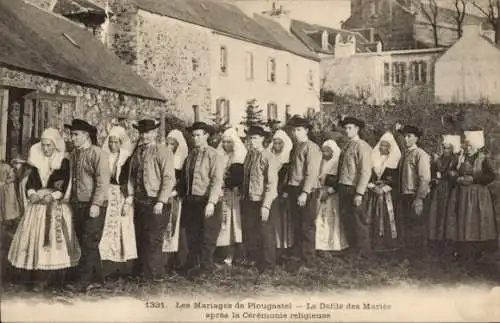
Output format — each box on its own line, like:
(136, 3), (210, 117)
(240, 99), (266, 128)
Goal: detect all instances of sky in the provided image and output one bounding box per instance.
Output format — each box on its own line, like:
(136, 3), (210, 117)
(230, 0), (492, 29)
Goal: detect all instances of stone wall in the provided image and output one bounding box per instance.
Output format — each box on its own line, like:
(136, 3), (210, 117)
(107, 0), (139, 68)
(135, 10), (212, 122)
(1, 66), (163, 144)
(23, 0), (54, 10)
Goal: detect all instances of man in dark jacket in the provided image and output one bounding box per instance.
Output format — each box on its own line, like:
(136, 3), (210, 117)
(126, 119), (176, 282)
(179, 122), (225, 277)
(67, 119), (110, 292)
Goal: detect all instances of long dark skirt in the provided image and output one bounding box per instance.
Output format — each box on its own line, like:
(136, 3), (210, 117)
(366, 190), (400, 252)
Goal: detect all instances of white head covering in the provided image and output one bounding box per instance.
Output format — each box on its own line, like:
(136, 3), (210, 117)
(320, 139), (341, 179)
(166, 129), (188, 170)
(372, 132), (401, 177)
(218, 128), (247, 165)
(442, 134), (461, 154)
(464, 130), (485, 151)
(268, 130), (293, 165)
(28, 128), (66, 187)
(102, 126), (132, 181)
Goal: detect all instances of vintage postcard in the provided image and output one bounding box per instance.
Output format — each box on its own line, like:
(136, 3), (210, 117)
(1, 0), (500, 322)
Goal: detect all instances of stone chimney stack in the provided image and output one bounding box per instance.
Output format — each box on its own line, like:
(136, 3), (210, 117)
(334, 34), (356, 57)
(262, 0), (292, 33)
(321, 30), (329, 50)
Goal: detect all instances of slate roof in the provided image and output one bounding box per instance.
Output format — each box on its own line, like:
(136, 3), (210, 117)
(53, 0), (108, 16)
(291, 19), (372, 54)
(137, 0), (319, 61)
(0, 0), (164, 101)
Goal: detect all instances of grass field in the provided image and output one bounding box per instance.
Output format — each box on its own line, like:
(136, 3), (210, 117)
(2, 250), (500, 301)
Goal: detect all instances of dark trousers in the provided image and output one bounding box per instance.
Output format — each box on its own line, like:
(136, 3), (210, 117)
(287, 186), (317, 266)
(72, 203), (106, 285)
(241, 200), (276, 269)
(399, 194), (427, 251)
(133, 200), (169, 280)
(181, 196), (222, 271)
(338, 184), (371, 253)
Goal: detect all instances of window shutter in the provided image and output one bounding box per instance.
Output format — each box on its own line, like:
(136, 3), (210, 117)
(401, 62), (407, 85)
(216, 99), (222, 120)
(193, 105), (200, 122)
(383, 62), (390, 85)
(421, 61), (427, 84)
(225, 100), (230, 124)
(267, 103), (272, 121)
(285, 105), (291, 121)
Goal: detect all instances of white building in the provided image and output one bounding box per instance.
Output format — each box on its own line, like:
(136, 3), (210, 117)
(55, 0), (321, 132)
(435, 24), (500, 104)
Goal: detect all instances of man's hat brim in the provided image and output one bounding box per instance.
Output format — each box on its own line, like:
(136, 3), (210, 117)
(286, 117), (312, 129)
(400, 125), (423, 137)
(68, 119), (97, 135)
(340, 117), (365, 129)
(187, 122), (215, 134)
(133, 123), (160, 133)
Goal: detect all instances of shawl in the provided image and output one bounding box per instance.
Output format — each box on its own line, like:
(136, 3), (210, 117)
(167, 129), (189, 170)
(28, 128), (65, 187)
(320, 139), (341, 180)
(268, 130), (293, 165)
(372, 132), (401, 178)
(102, 126), (132, 181)
(218, 128), (247, 165)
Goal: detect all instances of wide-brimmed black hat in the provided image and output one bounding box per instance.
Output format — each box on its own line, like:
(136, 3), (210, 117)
(68, 119), (97, 135)
(400, 125), (423, 138)
(133, 119), (160, 133)
(186, 121), (214, 134)
(245, 125), (269, 137)
(286, 115), (312, 130)
(340, 117), (365, 129)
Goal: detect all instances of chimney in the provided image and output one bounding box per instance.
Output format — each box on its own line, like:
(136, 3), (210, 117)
(263, 1), (291, 33)
(462, 24), (481, 37)
(334, 34), (356, 57)
(321, 30), (329, 50)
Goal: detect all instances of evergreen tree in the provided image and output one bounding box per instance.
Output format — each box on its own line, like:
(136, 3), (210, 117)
(240, 99), (265, 128)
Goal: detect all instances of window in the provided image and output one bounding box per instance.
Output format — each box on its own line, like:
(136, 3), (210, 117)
(410, 61), (427, 84)
(245, 52), (254, 79)
(285, 104), (291, 121)
(383, 62), (390, 85)
(193, 105), (200, 122)
(392, 62), (406, 86)
(307, 107), (315, 117)
(267, 102), (278, 122)
(267, 58), (276, 82)
(215, 98), (230, 124)
(285, 64), (291, 84)
(220, 46), (227, 73)
(308, 69), (314, 89)
(192, 58), (199, 71)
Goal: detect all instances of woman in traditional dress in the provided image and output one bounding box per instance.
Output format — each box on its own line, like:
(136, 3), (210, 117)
(315, 139), (349, 253)
(446, 130), (498, 261)
(268, 130), (294, 262)
(365, 132), (401, 252)
(428, 135), (461, 254)
(8, 128), (80, 291)
(162, 129), (188, 272)
(99, 126), (137, 276)
(215, 128), (246, 267)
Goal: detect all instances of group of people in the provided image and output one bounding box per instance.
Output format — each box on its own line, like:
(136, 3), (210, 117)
(0, 113), (498, 293)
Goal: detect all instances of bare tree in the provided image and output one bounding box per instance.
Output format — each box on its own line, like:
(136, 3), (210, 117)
(454, 0), (468, 38)
(473, 0), (500, 44)
(415, 0), (440, 47)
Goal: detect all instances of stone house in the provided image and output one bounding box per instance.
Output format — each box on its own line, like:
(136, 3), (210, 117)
(63, 0), (321, 132)
(0, 0), (165, 161)
(435, 24), (500, 104)
(342, 0), (485, 50)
